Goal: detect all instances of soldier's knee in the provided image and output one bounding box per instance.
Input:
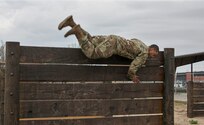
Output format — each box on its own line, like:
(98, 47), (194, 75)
(81, 49), (94, 59)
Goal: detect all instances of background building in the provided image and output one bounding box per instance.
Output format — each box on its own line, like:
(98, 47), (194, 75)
(176, 71), (204, 88)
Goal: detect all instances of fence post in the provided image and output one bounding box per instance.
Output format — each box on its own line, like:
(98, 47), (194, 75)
(4, 42), (20, 125)
(163, 48), (175, 125)
(0, 77), (5, 125)
(187, 81), (193, 118)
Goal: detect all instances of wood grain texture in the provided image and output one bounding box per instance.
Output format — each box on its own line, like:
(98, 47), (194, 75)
(193, 82), (204, 88)
(20, 82), (163, 100)
(175, 52), (204, 67)
(193, 111), (204, 117)
(0, 79), (4, 125)
(4, 42), (20, 125)
(188, 81), (204, 118)
(163, 48), (175, 125)
(3, 43), (172, 125)
(193, 97), (204, 103)
(20, 46), (164, 66)
(20, 99), (163, 118)
(193, 90), (204, 96)
(187, 81), (193, 118)
(20, 64), (164, 82)
(20, 115), (163, 125)
(193, 104), (204, 110)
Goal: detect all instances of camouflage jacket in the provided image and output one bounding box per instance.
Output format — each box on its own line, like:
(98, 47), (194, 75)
(116, 38), (148, 80)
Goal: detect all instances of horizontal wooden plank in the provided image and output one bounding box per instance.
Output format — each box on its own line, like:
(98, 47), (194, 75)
(20, 99), (163, 118)
(20, 115), (163, 125)
(193, 97), (204, 103)
(193, 104), (204, 110)
(193, 82), (204, 88)
(193, 111), (204, 117)
(20, 64), (164, 82)
(20, 46), (164, 66)
(175, 52), (204, 67)
(20, 83), (163, 100)
(193, 90), (204, 96)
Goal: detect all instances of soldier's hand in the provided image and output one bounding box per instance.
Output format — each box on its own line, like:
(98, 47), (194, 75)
(132, 75), (140, 84)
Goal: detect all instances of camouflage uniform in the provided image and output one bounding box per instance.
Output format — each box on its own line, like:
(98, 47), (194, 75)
(79, 32), (148, 80)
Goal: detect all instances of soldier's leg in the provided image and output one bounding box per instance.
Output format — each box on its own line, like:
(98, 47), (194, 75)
(58, 15), (92, 40)
(58, 16), (117, 59)
(64, 25), (96, 58)
(93, 35), (117, 58)
(64, 25), (118, 59)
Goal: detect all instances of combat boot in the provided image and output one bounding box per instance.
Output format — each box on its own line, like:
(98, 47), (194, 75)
(64, 25), (84, 40)
(58, 15), (77, 30)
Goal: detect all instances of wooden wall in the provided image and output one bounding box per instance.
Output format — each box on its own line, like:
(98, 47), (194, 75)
(187, 81), (204, 118)
(3, 42), (175, 125)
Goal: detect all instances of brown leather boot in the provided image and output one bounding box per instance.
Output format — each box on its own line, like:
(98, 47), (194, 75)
(64, 25), (84, 40)
(58, 15), (77, 30)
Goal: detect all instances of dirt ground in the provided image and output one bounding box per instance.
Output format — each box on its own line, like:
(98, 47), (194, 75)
(174, 101), (204, 125)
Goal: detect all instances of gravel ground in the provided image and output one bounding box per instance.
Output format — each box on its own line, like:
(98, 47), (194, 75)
(174, 101), (204, 125)
(174, 92), (187, 102)
(174, 92), (204, 125)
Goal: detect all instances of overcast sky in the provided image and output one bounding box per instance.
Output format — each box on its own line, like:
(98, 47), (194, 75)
(0, 0), (204, 72)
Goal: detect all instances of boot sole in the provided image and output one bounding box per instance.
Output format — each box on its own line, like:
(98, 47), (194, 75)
(58, 15), (72, 30)
(64, 25), (80, 37)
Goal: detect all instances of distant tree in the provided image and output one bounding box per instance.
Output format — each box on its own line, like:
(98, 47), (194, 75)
(68, 43), (79, 48)
(0, 41), (4, 61)
(0, 41), (5, 79)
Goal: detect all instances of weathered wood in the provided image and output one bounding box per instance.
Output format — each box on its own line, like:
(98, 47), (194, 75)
(193, 97), (204, 102)
(20, 46), (164, 66)
(193, 104), (204, 110)
(20, 82), (163, 100)
(19, 99), (163, 118)
(20, 64), (164, 82)
(4, 42), (20, 125)
(19, 115), (163, 125)
(163, 48), (174, 125)
(0, 78), (4, 125)
(193, 82), (204, 88)
(3, 42), (174, 125)
(193, 111), (204, 117)
(187, 81), (194, 118)
(188, 81), (204, 117)
(175, 52), (204, 67)
(193, 90), (204, 96)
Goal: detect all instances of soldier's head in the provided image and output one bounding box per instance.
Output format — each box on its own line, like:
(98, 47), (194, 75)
(148, 44), (159, 58)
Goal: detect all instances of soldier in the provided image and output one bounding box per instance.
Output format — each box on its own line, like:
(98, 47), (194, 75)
(58, 15), (159, 83)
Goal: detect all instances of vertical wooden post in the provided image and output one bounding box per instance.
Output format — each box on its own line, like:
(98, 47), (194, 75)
(187, 81), (193, 118)
(0, 77), (5, 125)
(191, 63), (194, 82)
(163, 48), (175, 125)
(4, 42), (20, 125)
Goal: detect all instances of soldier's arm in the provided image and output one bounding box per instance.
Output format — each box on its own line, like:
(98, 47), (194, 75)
(127, 52), (148, 82)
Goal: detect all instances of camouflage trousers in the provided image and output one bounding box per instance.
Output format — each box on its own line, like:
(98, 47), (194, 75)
(79, 33), (127, 59)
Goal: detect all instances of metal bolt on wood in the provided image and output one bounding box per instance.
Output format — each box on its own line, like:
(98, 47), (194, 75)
(10, 73), (14, 76)
(10, 52), (14, 55)
(3, 42), (176, 125)
(9, 92), (13, 96)
(4, 42), (20, 125)
(10, 112), (13, 115)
